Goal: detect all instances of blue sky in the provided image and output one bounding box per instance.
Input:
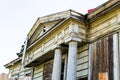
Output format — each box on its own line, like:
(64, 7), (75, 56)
(0, 0), (108, 74)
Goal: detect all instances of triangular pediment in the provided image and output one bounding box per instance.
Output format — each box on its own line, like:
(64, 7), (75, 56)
(28, 17), (86, 47)
(29, 19), (64, 44)
(27, 10), (85, 46)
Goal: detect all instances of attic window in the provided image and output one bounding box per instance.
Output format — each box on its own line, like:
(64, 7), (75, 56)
(43, 26), (46, 32)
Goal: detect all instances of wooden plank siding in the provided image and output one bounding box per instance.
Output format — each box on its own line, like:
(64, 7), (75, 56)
(33, 65), (43, 80)
(33, 60), (54, 80)
(77, 45), (89, 79)
(92, 35), (114, 80)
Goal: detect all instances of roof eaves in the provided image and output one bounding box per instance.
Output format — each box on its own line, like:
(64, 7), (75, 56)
(4, 57), (22, 68)
(88, 0), (120, 19)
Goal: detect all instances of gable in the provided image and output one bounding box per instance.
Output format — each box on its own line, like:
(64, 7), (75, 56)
(25, 17), (86, 61)
(29, 19), (63, 45)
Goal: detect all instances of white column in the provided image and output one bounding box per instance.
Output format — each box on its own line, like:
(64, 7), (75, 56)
(118, 31), (120, 80)
(113, 33), (119, 80)
(52, 48), (62, 80)
(66, 41), (78, 80)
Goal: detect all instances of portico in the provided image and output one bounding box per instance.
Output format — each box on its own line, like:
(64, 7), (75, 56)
(51, 20), (84, 80)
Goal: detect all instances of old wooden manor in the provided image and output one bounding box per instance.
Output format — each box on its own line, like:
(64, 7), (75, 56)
(4, 0), (120, 80)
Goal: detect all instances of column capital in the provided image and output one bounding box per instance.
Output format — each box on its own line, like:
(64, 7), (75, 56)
(55, 46), (62, 49)
(68, 41), (78, 48)
(54, 45), (63, 50)
(69, 40), (78, 44)
(65, 37), (82, 43)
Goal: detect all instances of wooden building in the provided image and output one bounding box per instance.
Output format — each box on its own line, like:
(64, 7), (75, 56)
(4, 0), (120, 80)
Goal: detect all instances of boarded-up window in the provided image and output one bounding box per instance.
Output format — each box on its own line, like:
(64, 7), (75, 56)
(43, 62), (53, 80)
(92, 35), (114, 80)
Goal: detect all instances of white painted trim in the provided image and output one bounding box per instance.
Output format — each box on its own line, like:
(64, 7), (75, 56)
(117, 14), (120, 25)
(113, 33), (119, 80)
(88, 44), (93, 80)
(69, 24), (74, 33)
(69, 23), (79, 33)
(118, 31), (120, 80)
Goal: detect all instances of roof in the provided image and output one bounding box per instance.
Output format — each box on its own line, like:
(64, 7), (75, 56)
(88, 0), (120, 19)
(4, 57), (22, 68)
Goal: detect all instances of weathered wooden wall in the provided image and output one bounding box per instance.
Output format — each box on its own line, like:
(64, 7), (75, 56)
(33, 65), (43, 80)
(91, 35), (114, 80)
(33, 61), (53, 80)
(77, 44), (89, 79)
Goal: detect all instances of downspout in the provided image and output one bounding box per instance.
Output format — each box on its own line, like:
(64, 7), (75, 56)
(21, 36), (29, 65)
